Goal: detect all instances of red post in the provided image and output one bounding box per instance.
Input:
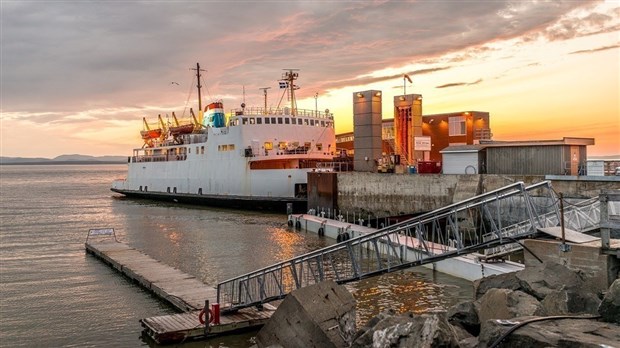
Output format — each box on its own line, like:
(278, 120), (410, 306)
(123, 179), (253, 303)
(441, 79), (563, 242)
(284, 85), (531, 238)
(211, 303), (220, 325)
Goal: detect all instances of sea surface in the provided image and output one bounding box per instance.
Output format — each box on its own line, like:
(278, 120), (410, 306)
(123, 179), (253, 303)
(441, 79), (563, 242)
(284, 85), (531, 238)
(0, 164), (473, 347)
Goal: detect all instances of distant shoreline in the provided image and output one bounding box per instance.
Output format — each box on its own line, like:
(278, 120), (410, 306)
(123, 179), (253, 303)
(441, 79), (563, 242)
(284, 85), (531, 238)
(0, 161), (126, 165)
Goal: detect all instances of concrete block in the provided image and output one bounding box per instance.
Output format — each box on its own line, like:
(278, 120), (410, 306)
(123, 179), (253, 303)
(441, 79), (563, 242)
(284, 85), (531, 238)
(256, 280), (356, 348)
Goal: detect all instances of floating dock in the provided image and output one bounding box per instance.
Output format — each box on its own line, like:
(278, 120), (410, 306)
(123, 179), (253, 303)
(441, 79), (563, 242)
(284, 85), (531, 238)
(85, 240), (275, 344)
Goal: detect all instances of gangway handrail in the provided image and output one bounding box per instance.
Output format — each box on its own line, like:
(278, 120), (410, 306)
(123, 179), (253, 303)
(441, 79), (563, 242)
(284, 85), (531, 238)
(216, 181), (557, 312)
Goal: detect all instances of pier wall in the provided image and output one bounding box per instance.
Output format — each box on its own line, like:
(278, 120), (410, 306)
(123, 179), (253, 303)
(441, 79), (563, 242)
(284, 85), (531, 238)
(329, 173), (619, 217)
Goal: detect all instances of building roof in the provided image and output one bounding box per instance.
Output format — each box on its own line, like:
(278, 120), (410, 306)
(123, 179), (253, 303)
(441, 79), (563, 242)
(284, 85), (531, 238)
(479, 137), (595, 147)
(440, 145), (486, 153)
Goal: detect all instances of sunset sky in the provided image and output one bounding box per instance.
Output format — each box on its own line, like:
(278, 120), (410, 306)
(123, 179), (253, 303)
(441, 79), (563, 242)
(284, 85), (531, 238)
(1, 0), (619, 158)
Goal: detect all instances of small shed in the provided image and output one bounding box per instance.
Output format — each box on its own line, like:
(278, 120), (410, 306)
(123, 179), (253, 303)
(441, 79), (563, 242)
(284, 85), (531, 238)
(482, 137), (594, 175)
(440, 145), (486, 174)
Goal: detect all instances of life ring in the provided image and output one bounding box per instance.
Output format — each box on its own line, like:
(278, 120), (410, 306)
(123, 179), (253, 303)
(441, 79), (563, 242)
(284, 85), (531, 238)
(287, 220), (293, 227)
(318, 227), (325, 236)
(295, 221), (301, 230)
(336, 234), (342, 243)
(198, 307), (215, 325)
(343, 232), (350, 241)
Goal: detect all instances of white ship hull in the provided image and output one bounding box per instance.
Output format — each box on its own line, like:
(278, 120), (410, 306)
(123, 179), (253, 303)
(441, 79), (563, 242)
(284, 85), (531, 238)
(112, 108), (337, 212)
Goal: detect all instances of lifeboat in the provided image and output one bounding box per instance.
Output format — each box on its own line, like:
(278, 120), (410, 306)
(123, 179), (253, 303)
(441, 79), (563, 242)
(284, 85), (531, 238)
(169, 123), (195, 137)
(140, 129), (163, 140)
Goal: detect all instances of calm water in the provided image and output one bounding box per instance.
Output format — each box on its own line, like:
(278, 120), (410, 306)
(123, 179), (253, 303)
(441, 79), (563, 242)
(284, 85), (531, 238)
(0, 164), (472, 347)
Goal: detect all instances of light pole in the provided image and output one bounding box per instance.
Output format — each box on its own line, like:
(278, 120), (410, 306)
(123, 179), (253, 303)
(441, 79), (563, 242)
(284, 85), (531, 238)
(314, 92), (318, 115)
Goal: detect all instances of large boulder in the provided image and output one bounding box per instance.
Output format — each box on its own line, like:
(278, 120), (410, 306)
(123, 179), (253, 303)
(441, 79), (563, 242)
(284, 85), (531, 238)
(599, 278), (620, 324)
(541, 289), (601, 315)
(447, 301), (479, 336)
(478, 317), (620, 347)
(473, 272), (522, 300)
(476, 288), (544, 323)
(515, 261), (592, 300)
(351, 311), (459, 348)
(256, 280), (356, 348)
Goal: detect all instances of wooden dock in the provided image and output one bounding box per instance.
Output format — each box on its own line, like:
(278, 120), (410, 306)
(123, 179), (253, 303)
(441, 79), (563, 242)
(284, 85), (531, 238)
(85, 240), (276, 344)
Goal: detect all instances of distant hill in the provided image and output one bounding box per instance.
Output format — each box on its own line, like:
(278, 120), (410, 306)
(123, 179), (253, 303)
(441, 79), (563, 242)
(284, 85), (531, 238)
(1, 154), (127, 165)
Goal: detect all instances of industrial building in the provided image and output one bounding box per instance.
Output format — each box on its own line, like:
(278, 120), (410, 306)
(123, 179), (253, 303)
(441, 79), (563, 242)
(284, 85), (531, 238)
(337, 90), (596, 175)
(337, 91), (491, 172)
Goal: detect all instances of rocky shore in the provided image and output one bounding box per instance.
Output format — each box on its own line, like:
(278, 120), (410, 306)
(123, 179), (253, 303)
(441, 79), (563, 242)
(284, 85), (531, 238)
(256, 262), (619, 347)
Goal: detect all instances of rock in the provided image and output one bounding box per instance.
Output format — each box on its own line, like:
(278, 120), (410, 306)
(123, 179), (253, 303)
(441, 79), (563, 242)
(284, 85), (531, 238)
(255, 280), (356, 348)
(599, 278), (620, 324)
(447, 301), (479, 336)
(450, 324), (473, 341)
(541, 289), (601, 315)
(473, 272), (522, 300)
(478, 317), (620, 347)
(351, 312), (459, 348)
(458, 336), (478, 348)
(515, 261), (591, 300)
(476, 289), (544, 323)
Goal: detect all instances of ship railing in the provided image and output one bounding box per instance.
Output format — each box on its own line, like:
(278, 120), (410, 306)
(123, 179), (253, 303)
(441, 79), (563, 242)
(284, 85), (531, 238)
(216, 181), (556, 312)
(132, 154), (187, 163)
(230, 107), (333, 119)
(316, 161), (352, 172)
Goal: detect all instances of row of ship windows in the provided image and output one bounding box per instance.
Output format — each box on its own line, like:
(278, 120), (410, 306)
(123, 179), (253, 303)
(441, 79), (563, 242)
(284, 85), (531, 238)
(140, 141), (326, 157)
(231, 117), (332, 127)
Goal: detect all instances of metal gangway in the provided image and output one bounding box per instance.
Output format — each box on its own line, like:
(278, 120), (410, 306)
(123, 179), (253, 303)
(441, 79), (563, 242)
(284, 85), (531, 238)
(481, 195), (601, 259)
(216, 181), (566, 313)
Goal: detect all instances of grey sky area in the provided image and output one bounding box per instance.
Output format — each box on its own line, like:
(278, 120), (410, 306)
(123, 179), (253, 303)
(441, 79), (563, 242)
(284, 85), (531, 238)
(1, 0), (611, 122)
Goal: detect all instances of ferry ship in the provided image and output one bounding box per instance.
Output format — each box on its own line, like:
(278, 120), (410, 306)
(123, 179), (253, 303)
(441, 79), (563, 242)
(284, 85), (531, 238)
(111, 65), (336, 212)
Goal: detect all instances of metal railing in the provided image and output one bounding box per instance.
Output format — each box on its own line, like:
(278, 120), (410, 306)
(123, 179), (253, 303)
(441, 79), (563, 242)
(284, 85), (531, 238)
(216, 181), (558, 312)
(482, 196), (600, 259)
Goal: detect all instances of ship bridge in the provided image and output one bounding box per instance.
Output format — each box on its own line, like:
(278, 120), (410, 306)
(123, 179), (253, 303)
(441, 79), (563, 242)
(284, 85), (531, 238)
(216, 181), (610, 313)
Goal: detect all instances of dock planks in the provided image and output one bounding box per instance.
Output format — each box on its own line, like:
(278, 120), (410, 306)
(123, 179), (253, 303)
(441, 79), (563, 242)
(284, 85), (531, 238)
(85, 240), (275, 344)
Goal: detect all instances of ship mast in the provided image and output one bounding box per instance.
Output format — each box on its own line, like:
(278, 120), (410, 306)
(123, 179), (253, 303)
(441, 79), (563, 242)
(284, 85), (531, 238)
(190, 63), (206, 111)
(282, 69), (299, 116)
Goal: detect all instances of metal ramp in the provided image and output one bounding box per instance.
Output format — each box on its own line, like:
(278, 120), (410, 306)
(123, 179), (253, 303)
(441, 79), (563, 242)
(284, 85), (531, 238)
(216, 181), (567, 313)
(481, 196), (601, 259)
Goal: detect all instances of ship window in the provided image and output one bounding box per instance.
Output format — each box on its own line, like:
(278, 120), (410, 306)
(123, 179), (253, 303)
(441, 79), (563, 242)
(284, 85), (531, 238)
(304, 142), (311, 149)
(297, 118), (302, 125)
(277, 117), (283, 124)
(321, 121), (325, 127)
(449, 116), (466, 136)
(249, 118), (255, 124)
(285, 118), (290, 124)
(257, 118), (262, 124)
(264, 142), (273, 150)
(167, 187), (170, 193)
(310, 120), (315, 126)
(265, 117), (270, 124)
(316, 143), (323, 151)
(201, 146), (204, 154)
(242, 118), (248, 125)
(304, 119), (309, 125)
(271, 117), (276, 124)
(188, 148), (191, 154)
(279, 142), (287, 150)
(229, 144), (235, 150)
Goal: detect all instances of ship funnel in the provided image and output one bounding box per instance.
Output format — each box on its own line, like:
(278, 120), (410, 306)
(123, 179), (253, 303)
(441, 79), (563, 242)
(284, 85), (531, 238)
(204, 101), (226, 128)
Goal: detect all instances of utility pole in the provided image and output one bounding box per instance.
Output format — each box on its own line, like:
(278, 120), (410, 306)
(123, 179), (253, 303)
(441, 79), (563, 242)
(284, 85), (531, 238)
(190, 63), (207, 111)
